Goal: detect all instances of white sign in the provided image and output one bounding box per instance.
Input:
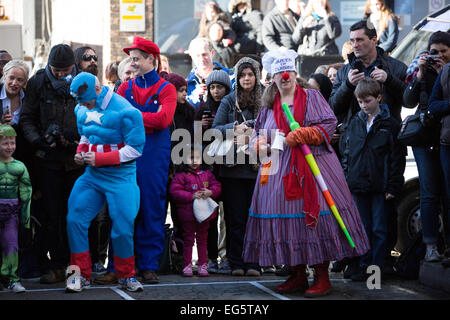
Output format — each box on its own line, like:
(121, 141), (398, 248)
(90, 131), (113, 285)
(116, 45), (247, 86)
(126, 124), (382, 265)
(120, 0), (146, 32)
(429, 0), (445, 13)
(340, 1), (366, 26)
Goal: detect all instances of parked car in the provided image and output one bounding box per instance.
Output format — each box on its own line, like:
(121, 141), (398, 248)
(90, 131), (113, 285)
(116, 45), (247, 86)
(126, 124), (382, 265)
(391, 5), (450, 253)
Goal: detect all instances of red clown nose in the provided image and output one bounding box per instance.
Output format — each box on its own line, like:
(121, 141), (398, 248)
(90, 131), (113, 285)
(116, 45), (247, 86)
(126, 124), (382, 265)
(281, 72), (290, 80)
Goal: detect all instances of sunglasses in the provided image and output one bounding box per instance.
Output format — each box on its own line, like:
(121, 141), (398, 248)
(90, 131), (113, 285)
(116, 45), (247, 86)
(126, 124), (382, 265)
(82, 54), (98, 62)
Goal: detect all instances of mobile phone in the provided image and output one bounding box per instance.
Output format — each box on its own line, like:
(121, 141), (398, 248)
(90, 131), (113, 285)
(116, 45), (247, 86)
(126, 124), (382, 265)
(5, 105), (11, 115)
(203, 109), (213, 118)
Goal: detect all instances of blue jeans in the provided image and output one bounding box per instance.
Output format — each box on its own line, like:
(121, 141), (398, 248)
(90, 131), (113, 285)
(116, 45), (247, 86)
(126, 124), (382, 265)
(353, 193), (387, 269)
(412, 146), (445, 244)
(440, 146), (450, 245)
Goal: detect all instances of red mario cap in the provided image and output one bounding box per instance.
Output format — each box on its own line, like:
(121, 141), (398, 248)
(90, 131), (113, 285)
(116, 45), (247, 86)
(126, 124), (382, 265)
(123, 36), (160, 57)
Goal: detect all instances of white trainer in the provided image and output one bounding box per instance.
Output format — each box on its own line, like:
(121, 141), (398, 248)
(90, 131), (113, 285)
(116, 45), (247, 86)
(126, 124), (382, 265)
(118, 276), (143, 292)
(65, 275), (91, 293)
(8, 281), (26, 293)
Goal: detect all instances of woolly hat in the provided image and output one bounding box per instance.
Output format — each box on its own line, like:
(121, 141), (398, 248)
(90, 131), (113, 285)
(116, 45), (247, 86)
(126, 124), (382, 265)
(206, 69), (231, 90)
(163, 72), (187, 91)
(48, 44), (75, 68)
(70, 72), (98, 103)
(0, 124), (16, 137)
(262, 49), (298, 76)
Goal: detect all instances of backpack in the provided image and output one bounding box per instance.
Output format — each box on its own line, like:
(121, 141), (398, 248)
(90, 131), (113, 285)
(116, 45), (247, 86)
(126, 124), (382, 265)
(393, 233), (426, 279)
(157, 224), (183, 275)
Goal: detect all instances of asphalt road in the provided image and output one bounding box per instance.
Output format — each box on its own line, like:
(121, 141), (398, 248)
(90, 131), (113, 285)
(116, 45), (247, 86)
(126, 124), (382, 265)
(1, 270), (448, 301)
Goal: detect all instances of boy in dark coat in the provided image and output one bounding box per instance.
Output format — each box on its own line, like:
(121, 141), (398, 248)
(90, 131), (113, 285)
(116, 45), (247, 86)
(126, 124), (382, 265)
(342, 78), (405, 281)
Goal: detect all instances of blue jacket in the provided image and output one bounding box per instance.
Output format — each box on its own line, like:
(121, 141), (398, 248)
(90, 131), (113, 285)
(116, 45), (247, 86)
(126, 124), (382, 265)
(428, 69), (450, 117)
(186, 62), (234, 108)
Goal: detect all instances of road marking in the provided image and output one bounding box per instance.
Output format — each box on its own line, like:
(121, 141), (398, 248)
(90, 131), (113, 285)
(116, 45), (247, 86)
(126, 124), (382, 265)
(110, 287), (136, 300)
(389, 285), (419, 295)
(0, 278), (351, 294)
(250, 281), (291, 300)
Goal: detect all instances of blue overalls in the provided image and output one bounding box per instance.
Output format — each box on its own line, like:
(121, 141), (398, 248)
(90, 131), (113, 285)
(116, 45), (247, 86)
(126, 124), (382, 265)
(124, 79), (171, 273)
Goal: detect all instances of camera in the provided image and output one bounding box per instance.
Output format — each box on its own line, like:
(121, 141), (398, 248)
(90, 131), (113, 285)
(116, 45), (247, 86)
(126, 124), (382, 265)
(44, 123), (60, 145)
(351, 58), (364, 73)
(426, 50), (440, 65)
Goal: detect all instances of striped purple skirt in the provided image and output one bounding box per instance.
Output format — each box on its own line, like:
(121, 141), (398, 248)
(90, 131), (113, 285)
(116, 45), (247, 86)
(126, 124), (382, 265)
(242, 146), (370, 267)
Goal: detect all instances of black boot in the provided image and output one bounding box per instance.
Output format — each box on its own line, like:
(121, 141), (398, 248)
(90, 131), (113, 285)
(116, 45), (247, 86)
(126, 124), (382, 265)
(343, 257), (360, 279)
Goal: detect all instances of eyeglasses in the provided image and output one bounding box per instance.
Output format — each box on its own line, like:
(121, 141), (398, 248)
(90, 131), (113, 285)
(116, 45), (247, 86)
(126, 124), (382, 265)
(82, 54), (98, 62)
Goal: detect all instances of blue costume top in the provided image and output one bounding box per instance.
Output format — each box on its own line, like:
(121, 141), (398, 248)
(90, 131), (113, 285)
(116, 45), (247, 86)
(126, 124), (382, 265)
(75, 86), (145, 175)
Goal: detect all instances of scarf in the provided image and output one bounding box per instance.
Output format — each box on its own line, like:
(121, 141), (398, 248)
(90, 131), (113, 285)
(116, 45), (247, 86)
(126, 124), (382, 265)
(45, 64), (78, 97)
(273, 85), (320, 228)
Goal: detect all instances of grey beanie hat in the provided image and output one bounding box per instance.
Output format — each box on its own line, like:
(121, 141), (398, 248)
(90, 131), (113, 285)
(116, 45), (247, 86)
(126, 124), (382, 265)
(206, 69), (231, 91)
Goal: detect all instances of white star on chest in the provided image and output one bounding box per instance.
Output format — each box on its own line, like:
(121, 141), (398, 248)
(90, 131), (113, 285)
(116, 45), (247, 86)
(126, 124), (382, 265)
(85, 111), (104, 125)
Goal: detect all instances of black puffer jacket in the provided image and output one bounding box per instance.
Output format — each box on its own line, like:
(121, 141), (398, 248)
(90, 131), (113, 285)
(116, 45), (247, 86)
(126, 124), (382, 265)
(229, 0), (265, 54)
(329, 47), (407, 123)
(20, 68), (81, 171)
(342, 104), (405, 196)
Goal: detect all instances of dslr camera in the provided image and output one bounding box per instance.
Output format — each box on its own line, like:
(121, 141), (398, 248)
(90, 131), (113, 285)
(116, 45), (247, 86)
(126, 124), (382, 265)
(426, 50), (440, 65)
(44, 123), (60, 145)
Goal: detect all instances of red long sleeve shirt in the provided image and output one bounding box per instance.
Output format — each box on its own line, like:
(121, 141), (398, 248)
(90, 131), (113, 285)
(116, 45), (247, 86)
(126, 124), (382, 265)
(117, 70), (177, 134)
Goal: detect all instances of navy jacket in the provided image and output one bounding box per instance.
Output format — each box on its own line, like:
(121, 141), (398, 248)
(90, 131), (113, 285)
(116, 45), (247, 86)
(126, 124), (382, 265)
(342, 104), (406, 196)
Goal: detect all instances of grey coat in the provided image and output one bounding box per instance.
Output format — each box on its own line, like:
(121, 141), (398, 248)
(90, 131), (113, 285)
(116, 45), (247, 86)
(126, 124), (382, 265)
(262, 7), (299, 51)
(293, 14), (342, 56)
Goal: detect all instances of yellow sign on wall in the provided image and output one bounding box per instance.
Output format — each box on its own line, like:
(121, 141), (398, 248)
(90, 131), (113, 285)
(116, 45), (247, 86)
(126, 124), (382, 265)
(120, 0), (145, 32)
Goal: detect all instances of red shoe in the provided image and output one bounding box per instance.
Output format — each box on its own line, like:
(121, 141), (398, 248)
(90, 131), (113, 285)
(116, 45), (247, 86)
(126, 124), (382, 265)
(274, 265), (309, 293)
(304, 262), (331, 298)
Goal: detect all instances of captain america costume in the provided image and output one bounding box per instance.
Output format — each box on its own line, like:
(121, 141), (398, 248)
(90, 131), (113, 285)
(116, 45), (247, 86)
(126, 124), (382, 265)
(117, 67), (177, 274)
(67, 73), (145, 282)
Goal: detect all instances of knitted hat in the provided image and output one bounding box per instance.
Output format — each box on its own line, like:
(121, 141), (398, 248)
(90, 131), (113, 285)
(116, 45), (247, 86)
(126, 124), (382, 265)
(206, 69), (231, 91)
(48, 44), (75, 68)
(0, 124), (16, 137)
(164, 73), (187, 91)
(70, 72), (98, 103)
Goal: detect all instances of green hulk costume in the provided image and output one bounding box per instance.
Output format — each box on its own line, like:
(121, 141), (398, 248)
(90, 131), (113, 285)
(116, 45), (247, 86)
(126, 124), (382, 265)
(0, 125), (32, 285)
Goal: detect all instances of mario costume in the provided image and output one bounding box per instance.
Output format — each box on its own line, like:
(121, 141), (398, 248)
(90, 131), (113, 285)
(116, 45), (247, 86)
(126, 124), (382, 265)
(66, 72), (145, 292)
(117, 37), (177, 282)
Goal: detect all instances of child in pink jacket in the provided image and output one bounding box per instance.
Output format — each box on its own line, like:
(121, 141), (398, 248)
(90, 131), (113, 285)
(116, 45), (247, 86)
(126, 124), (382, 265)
(169, 149), (221, 277)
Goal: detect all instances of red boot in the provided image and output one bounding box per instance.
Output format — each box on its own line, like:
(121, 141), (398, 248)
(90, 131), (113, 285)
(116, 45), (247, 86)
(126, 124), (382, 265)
(274, 265), (309, 293)
(304, 262), (332, 298)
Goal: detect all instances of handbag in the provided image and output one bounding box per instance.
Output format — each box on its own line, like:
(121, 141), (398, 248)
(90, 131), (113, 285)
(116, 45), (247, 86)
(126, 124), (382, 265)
(397, 114), (427, 147)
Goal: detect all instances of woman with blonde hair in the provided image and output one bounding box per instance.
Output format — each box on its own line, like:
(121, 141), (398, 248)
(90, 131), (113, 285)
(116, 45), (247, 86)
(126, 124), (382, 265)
(363, 0), (399, 54)
(292, 0), (342, 56)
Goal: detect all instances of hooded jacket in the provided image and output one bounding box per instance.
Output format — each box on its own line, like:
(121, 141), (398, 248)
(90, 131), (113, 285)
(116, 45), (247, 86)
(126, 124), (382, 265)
(211, 57), (262, 179)
(228, 0), (265, 54)
(341, 104), (405, 196)
(292, 13), (342, 56)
